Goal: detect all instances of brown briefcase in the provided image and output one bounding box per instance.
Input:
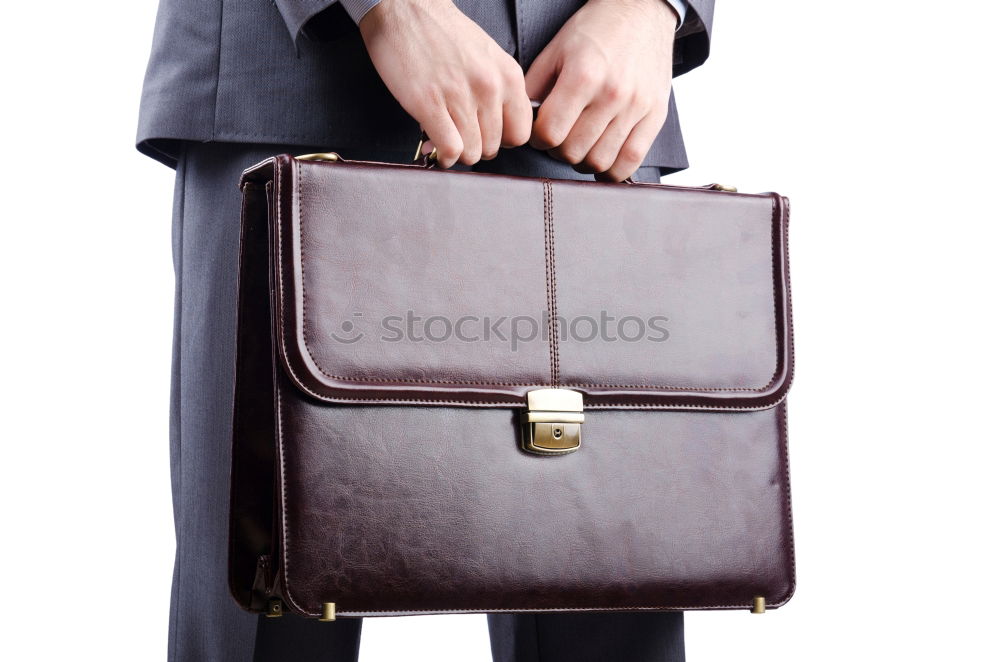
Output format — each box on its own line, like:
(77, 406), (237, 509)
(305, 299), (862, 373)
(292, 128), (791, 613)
(229, 152), (796, 621)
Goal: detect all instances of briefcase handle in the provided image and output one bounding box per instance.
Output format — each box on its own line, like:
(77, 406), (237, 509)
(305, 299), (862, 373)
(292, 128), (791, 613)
(295, 145), (738, 193)
(412, 131), (646, 184)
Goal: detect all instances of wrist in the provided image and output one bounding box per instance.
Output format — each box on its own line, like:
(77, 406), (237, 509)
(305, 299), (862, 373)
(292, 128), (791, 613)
(587, 0), (678, 30)
(359, 0), (454, 35)
(357, 0), (384, 35)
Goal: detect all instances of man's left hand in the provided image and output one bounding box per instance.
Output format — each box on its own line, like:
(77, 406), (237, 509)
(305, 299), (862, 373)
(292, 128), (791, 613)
(525, 0), (678, 181)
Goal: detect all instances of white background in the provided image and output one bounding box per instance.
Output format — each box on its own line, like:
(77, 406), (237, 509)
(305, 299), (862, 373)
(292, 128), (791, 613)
(1, 1), (998, 659)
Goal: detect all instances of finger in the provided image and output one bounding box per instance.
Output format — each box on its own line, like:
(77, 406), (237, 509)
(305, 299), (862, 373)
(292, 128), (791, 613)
(530, 60), (601, 151)
(419, 103), (464, 168)
(575, 107), (645, 175)
(501, 90), (533, 148)
(478, 101), (503, 160)
(549, 100), (620, 165)
(450, 102), (483, 166)
(599, 110), (666, 182)
(523, 44), (559, 102)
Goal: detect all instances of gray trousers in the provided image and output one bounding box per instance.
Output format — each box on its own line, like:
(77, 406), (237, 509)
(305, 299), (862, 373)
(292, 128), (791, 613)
(169, 141), (683, 661)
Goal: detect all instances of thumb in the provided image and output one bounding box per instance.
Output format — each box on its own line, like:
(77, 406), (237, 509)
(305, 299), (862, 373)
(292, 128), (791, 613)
(523, 47), (560, 102)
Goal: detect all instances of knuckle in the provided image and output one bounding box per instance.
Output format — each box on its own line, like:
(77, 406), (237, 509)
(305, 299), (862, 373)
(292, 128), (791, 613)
(507, 124), (531, 147)
(437, 140), (462, 163)
(604, 82), (627, 103)
(502, 59), (526, 85)
(620, 144), (645, 165)
(572, 56), (607, 87)
(471, 69), (502, 98)
(585, 153), (614, 174)
(608, 161), (636, 181)
(532, 123), (560, 149)
(560, 143), (587, 165)
(459, 146), (482, 166)
(572, 67), (599, 89)
(549, 145), (570, 163)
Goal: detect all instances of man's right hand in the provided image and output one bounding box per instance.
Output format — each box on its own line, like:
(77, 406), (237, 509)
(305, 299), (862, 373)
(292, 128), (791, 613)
(359, 0), (533, 168)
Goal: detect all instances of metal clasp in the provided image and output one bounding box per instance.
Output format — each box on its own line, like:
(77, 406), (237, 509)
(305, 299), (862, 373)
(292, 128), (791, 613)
(520, 389), (584, 455)
(295, 152), (342, 162)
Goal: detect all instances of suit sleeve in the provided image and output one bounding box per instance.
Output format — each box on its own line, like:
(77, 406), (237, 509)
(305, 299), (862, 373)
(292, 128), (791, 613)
(673, 0), (714, 77)
(272, 0), (376, 43)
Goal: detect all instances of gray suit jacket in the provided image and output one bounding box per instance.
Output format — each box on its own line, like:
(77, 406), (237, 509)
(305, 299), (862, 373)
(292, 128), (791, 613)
(137, 0), (713, 170)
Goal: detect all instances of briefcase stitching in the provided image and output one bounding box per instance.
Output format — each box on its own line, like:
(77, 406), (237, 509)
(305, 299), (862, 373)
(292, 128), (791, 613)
(284, 160), (790, 396)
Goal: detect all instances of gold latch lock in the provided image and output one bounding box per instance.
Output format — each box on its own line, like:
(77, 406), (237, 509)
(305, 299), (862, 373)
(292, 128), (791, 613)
(521, 389), (585, 455)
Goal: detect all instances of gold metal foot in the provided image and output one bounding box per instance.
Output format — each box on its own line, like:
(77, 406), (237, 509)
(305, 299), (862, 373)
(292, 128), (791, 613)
(751, 597), (766, 614)
(319, 602), (337, 622)
(266, 599), (283, 618)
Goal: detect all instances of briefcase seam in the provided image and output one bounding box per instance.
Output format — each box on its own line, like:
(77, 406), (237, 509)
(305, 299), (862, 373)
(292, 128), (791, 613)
(779, 401), (797, 605)
(275, 174), (786, 409)
(319, 605), (765, 615)
(777, 196), (798, 603)
(274, 373), (794, 617)
(285, 161), (787, 394)
(270, 378), (778, 617)
(275, 376), (795, 616)
(543, 179), (561, 386)
(275, 375), (312, 617)
(274, 159), (308, 617)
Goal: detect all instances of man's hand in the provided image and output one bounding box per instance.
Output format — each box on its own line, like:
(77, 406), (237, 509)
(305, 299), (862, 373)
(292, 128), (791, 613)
(525, 0), (678, 181)
(359, 0), (533, 168)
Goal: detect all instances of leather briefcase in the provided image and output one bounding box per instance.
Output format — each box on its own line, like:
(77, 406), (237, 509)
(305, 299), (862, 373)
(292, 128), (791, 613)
(229, 152), (795, 621)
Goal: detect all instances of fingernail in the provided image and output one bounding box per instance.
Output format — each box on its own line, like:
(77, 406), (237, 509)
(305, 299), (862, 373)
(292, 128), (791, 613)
(421, 141), (435, 155)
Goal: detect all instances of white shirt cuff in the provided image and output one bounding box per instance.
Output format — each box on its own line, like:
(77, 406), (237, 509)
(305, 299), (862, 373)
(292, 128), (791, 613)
(342, 0), (686, 30)
(665, 0), (688, 30)
(341, 0), (381, 24)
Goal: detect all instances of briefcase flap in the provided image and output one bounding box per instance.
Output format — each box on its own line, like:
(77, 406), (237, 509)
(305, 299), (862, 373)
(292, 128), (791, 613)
(242, 155), (793, 411)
